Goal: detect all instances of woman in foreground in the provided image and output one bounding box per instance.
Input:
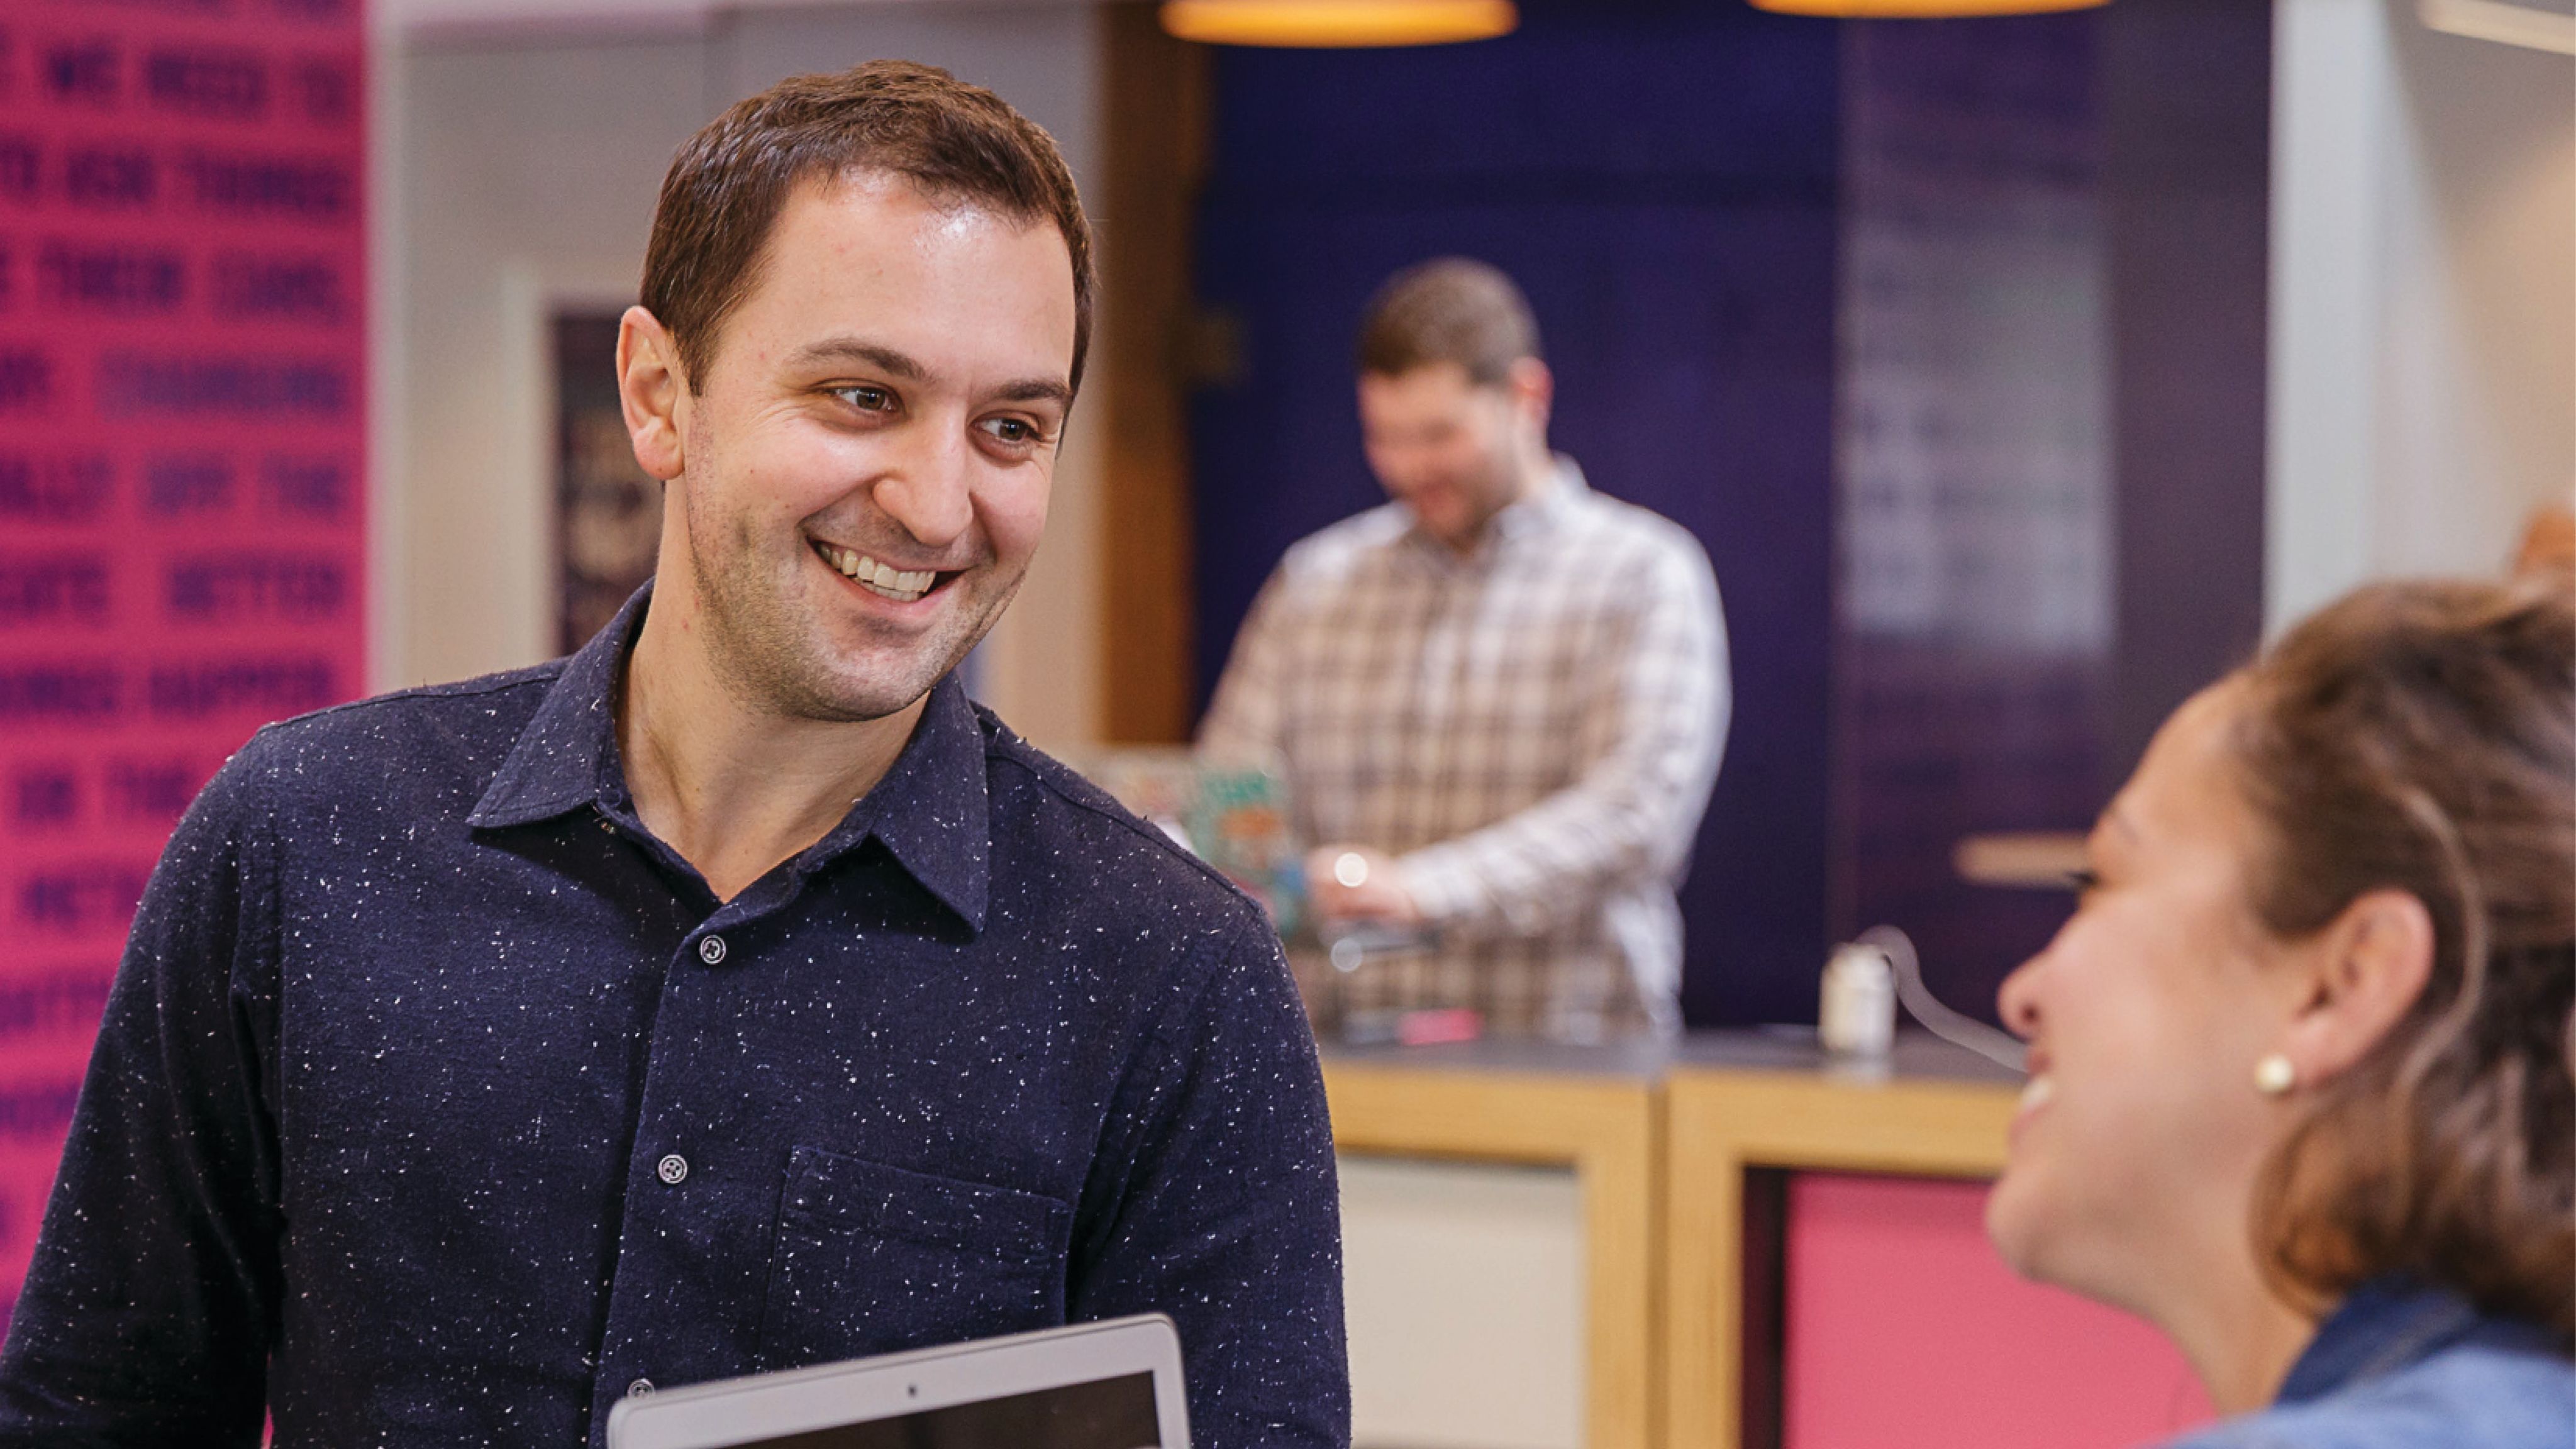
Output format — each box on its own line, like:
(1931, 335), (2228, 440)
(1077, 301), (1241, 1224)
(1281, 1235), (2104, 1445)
(1988, 576), (2574, 1445)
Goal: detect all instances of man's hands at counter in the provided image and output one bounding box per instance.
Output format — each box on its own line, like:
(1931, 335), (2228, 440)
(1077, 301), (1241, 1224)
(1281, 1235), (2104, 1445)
(1306, 845), (1423, 928)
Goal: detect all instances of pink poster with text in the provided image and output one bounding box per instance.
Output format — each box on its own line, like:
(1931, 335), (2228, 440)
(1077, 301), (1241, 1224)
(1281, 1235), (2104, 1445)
(0, 0), (365, 1323)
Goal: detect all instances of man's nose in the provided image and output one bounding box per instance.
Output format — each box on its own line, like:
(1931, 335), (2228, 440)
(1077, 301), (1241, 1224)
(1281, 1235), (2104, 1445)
(872, 422), (975, 549)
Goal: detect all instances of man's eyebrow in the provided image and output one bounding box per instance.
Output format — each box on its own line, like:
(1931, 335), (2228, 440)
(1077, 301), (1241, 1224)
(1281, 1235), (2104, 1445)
(791, 338), (930, 380)
(990, 377), (1075, 409)
(792, 339), (1070, 409)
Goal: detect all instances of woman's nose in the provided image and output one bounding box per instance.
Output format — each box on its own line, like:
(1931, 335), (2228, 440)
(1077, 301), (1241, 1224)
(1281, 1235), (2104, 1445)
(1996, 955), (2045, 1040)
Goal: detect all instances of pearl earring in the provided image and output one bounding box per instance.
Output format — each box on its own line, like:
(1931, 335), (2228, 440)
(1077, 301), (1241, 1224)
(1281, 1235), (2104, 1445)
(2254, 1053), (2297, 1096)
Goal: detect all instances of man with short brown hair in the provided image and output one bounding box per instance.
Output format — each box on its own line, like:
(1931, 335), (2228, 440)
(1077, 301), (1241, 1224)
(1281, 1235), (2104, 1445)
(1204, 257), (1729, 1040)
(0, 63), (1346, 1448)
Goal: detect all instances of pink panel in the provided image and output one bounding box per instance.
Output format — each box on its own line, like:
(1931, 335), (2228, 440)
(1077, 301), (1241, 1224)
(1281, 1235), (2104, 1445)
(1784, 1172), (2212, 1449)
(0, 2), (367, 1326)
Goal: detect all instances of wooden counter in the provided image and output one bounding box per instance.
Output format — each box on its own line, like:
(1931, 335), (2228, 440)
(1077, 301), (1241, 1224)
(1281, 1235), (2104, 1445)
(1660, 1036), (2020, 1449)
(1319, 1032), (2020, 1449)
(1324, 1040), (1667, 1449)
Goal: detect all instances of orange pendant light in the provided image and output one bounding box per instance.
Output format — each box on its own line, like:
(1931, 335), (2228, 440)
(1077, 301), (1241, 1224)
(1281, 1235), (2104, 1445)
(1159, 1), (1518, 47)
(1750, 0), (2104, 14)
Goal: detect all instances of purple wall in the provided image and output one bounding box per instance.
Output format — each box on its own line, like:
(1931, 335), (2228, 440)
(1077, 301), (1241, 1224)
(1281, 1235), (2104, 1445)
(1188, 0), (1843, 1026)
(1186, 0), (2272, 1028)
(1831, 4), (2272, 1025)
(2103, 0), (2273, 782)
(1829, 13), (2114, 1023)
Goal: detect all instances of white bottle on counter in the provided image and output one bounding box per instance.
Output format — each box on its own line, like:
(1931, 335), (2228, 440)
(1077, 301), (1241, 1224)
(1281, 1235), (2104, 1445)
(1819, 942), (1896, 1057)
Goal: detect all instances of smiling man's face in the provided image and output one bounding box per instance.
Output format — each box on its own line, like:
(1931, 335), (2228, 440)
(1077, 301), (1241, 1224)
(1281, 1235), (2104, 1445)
(638, 169), (1077, 723)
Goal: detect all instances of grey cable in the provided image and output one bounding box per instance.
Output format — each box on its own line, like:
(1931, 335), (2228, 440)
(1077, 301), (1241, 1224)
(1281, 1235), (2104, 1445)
(1857, 924), (2029, 1075)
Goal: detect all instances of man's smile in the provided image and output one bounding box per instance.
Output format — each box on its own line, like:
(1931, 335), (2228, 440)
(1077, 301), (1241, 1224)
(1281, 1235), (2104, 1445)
(809, 538), (958, 605)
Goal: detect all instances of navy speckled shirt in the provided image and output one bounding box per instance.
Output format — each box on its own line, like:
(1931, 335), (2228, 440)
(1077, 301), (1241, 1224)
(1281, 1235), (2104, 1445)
(0, 590), (1349, 1448)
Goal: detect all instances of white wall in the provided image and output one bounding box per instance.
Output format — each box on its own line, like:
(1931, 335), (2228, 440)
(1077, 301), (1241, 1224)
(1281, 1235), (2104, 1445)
(2267, 0), (2575, 632)
(375, 1), (1107, 748)
(386, 33), (706, 688)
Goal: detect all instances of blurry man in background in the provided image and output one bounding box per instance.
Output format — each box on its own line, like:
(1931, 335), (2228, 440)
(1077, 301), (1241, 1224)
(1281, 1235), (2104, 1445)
(1201, 258), (1728, 1040)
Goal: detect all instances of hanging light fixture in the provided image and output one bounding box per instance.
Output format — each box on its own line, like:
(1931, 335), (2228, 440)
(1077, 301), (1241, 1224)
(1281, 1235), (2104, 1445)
(2418, 0), (2576, 55)
(1748, 0), (2104, 14)
(1159, 1), (1518, 48)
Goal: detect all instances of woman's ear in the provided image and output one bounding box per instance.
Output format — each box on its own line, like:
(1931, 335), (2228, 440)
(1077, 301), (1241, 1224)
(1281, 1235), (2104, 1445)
(618, 304), (690, 482)
(2275, 889), (2438, 1086)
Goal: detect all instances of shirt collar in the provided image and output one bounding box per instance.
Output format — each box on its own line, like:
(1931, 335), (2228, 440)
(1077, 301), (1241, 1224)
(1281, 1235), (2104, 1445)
(468, 582), (991, 933)
(467, 584), (644, 832)
(833, 672), (991, 931)
(1494, 453), (1587, 543)
(2276, 1276), (2563, 1405)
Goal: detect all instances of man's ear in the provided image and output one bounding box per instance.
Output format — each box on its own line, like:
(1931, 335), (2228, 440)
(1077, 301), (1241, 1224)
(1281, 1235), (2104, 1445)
(2275, 888), (2438, 1086)
(1507, 355), (1553, 434)
(618, 305), (689, 482)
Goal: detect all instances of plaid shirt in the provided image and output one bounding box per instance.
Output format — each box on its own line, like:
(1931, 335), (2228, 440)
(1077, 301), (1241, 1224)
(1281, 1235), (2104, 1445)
(1201, 458), (1728, 1039)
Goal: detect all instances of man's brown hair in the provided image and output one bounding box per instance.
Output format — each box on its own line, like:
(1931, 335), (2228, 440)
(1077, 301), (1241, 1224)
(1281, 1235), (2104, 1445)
(640, 60), (1094, 394)
(2230, 575), (2575, 1343)
(1355, 257), (1541, 386)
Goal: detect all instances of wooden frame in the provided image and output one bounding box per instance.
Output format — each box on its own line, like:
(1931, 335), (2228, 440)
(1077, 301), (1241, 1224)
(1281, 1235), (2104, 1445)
(1324, 1061), (1663, 1449)
(1660, 1068), (2018, 1449)
(1094, 5), (1211, 743)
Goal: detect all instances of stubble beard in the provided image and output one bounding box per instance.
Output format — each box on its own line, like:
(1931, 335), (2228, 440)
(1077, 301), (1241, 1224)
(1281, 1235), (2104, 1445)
(1420, 448), (1521, 551)
(682, 488), (1018, 725)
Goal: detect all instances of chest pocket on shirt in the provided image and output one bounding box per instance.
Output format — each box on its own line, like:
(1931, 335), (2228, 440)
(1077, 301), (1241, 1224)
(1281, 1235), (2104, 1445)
(756, 1145), (1072, 1370)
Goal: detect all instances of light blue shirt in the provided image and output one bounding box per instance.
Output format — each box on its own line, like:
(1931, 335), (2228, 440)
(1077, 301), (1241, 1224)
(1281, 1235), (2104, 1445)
(2167, 1278), (2573, 1449)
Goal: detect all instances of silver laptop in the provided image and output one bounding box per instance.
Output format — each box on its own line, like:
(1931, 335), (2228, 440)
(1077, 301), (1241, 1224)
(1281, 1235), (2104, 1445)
(604, 1314), (1189, 1449)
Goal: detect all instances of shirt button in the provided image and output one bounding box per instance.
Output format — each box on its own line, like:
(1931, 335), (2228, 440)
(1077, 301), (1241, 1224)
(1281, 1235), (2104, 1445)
(628, 1377), (655, 1397)
(657, 1153), (689, 1185)
(697, 935), (727, 965)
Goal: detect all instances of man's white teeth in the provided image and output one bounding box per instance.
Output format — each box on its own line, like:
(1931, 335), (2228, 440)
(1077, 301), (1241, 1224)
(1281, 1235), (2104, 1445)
(818, 543), (935, 602)
(2018, 1074), (2056, 1114)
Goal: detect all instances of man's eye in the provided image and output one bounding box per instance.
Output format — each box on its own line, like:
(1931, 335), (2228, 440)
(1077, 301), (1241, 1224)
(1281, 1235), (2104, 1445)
(831, 386), (894, 412)
(981, 416), (1040, 445)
